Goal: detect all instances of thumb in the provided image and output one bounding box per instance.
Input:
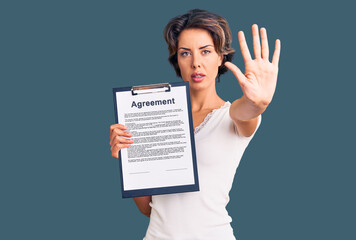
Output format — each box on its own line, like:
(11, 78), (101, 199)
(224, 61), (246, 87)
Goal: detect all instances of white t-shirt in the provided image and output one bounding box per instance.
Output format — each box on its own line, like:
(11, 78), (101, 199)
(143, 101), (261, 240)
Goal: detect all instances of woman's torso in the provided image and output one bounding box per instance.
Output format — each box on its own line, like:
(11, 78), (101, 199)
(143, 101), (260, 240)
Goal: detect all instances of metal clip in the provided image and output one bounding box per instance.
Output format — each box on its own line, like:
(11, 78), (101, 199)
(131, 83), (171, 95)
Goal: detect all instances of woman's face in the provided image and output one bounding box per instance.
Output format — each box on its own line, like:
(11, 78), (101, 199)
(177, 28), (223, 91)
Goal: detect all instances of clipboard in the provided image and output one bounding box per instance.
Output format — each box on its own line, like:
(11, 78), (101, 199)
(113, 82), (199, 198)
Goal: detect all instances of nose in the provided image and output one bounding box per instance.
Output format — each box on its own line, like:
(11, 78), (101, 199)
(191, 54), (201, 69)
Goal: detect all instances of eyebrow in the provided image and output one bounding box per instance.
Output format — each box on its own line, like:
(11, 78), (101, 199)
(178, 45), (213, 51)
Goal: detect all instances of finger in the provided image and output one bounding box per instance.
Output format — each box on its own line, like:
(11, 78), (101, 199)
(260, 27), (269, 60)
(111, 143), (132, 158)
(110, 128), (132, 145)
(110, 128), (125, 144)
(238, 31), (252, 62)
(224, 62), (246, 86)
(111, 142), (132, 153)
(272, 39), (281, 66)
(110, 130), (132, 146)
(111, 135), (134, 146)
(110, 124), (127, 136)
(252, 24), (261, 59)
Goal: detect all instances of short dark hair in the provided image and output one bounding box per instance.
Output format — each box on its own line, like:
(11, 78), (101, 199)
(163, 9), (235, 82)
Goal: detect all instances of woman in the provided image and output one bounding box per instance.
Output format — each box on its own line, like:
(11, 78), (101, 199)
(110, 9), (280, 240)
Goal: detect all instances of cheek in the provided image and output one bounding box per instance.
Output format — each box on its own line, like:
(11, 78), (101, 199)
(178, 60), (189, 75)
(214, 56), (222, 66)
(208, 59), (220, 71)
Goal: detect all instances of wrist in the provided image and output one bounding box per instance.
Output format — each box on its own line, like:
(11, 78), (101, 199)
(241, 95), (269, 111)
(230, 96), (266, 121)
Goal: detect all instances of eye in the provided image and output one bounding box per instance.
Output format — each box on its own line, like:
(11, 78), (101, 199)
(202, 49), (211, 55)
(180, 51), (190, 57)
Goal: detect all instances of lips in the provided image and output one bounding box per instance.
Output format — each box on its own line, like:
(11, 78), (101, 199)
(191, 72), (206, 82)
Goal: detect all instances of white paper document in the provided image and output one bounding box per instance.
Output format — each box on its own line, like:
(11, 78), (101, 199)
(113, 82), (199, 198)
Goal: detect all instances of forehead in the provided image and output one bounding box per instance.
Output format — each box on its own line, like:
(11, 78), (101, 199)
(177, 28), (214, 48)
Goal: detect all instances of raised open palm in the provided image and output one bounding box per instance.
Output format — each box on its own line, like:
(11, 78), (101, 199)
(225, 24), (281, 107)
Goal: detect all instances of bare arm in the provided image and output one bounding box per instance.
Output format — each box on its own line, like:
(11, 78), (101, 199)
(225, 24), (281, 137)
(229, 96), (261, 137)
(133, 196), (152, 218)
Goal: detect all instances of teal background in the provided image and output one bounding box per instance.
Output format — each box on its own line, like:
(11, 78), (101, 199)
(1, 0), (355, 239)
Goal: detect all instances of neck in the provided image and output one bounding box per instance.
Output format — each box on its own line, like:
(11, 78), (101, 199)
(189, 83), (224, 112)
